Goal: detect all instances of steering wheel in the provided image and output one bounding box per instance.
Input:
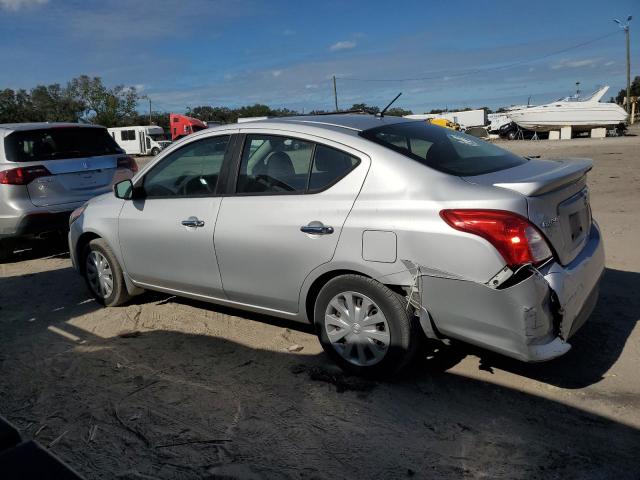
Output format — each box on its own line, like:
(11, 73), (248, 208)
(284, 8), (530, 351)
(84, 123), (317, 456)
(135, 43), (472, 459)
(180, 176), (214, 195)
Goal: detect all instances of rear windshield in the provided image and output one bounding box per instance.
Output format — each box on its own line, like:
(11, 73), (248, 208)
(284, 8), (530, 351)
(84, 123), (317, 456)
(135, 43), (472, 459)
(4, 127), (122, 162)
(360, 122), (527, 176)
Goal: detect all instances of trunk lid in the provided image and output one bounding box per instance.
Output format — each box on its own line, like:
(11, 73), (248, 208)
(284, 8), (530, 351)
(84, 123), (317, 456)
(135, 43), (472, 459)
(27, 155), (124, 207)
(463, 158), (593, 265)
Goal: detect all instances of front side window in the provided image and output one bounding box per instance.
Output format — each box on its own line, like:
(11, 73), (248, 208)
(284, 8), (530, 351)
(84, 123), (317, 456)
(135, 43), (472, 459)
(237, 135), (314, 193)
(143, 135), (229, 198)
(361, 122), (527, 176)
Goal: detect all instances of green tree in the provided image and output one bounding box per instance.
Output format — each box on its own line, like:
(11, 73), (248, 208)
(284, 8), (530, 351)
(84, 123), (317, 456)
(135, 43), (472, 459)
(349, 103), (380, 114)
(384, 107), (413, 117)
(68, 75), (139, 127)
(29, 84), (84, 122)
(615, 76), (640, 104)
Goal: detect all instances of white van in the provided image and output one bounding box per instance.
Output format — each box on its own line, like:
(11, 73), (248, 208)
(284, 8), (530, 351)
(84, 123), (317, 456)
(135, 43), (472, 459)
(108, 126), (171, 156)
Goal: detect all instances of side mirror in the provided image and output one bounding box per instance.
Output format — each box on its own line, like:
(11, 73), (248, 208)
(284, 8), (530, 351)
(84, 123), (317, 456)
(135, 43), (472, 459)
(114, 179), (133, 199)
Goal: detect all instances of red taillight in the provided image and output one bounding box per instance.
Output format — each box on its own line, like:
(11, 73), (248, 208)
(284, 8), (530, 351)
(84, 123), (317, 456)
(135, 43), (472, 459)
(440, 209), (553, 267)
(117, 156), (138, 173)
(0, 165), (52, 185)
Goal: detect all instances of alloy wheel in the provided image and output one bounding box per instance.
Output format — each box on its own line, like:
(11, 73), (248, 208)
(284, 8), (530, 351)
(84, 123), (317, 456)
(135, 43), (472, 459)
(86, 250), (114, 299)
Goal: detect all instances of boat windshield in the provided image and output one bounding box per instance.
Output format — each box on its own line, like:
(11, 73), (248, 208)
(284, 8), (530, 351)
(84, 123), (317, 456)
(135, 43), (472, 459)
(555, 86), (608, 103)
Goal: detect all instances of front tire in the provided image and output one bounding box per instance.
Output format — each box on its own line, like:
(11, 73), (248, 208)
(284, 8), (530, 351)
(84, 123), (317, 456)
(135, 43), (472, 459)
(83, 238), (131, 307)
(151, 147), (160, 156)
(314, 274), (421, 377)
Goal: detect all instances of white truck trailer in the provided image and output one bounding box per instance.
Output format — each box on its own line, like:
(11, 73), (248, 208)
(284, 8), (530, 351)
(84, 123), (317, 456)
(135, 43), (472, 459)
(108, 126), (171, 156)
(405, 109), (487, 129)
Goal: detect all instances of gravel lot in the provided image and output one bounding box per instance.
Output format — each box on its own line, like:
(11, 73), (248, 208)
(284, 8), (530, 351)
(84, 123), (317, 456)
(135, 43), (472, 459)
(1, 130), (639, 479)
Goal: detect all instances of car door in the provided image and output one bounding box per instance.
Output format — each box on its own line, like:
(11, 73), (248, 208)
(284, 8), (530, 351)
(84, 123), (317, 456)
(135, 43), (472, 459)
(118, 134), (234, 297)
(214, 131), (370, 313)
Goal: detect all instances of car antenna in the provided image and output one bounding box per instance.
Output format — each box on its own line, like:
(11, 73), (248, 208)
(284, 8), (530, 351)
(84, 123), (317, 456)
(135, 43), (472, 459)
(377, 92), (402, 117)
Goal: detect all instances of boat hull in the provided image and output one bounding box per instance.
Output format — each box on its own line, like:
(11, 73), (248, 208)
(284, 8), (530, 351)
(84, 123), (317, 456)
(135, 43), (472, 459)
(508, 104), (627, 132)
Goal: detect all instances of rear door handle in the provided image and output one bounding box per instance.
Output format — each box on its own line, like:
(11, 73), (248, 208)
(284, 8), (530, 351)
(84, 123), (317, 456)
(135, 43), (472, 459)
(300, 223), (334, 235)
(181, 217), (205, 228)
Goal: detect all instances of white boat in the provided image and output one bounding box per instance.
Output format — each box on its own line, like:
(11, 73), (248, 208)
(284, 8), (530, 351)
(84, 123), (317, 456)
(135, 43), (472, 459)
(507, 86), (627, 132)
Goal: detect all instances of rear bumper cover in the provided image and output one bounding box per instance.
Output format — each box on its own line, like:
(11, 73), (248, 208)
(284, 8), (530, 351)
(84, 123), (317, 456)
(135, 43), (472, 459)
(0, 209), (74, 239)
(420, 222), (605, 362)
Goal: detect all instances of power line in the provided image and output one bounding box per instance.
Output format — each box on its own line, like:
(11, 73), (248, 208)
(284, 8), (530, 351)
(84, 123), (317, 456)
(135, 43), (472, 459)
(337, 30), (621, 83)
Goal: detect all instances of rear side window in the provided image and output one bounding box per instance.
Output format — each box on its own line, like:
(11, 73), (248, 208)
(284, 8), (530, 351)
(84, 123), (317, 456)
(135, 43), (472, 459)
(237, 135), (314, 194)
(236, 135), (360, 195)
(4, 127), (121, 162)
(308, 145), (359, 191)
(360, 122), (527, 176)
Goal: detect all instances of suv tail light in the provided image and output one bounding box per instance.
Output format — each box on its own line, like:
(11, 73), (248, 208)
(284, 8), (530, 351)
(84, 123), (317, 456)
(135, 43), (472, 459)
(440, 209), (553, 267)
(0, 165), (52, 185)
(117, 155), (138, 173)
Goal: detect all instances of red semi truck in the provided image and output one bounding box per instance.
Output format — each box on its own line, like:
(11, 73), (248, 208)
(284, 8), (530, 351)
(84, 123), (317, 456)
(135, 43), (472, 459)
(169, 113), (207, 141)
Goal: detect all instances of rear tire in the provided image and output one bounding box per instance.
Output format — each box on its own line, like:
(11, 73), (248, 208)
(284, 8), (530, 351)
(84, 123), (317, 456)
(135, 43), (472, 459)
(82, 238), (131, 307)
(314, 274), (422, 377)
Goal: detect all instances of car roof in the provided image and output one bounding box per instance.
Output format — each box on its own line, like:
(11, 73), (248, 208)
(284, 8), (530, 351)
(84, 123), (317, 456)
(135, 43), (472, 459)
(236, 114), (415, 132)
(0, 122), (104, 138)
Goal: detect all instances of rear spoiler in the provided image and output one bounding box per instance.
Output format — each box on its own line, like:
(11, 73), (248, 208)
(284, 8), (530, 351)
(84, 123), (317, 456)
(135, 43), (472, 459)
(481, 158), (593, 197)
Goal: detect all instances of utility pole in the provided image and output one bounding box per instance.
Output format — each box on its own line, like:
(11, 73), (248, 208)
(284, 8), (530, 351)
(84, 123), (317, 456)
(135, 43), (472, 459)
(332, 75), (339, 112)
(614, 16), (633, 114)
(142, 95), (152, 124)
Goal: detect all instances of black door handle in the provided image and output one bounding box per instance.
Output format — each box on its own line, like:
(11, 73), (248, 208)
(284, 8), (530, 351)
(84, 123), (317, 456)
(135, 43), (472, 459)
(300, 224), (334, 235)
(181, 217), (205, 228)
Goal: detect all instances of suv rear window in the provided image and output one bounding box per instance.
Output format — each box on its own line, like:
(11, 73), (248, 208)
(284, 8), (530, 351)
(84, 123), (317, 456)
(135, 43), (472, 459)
(360, 122), (527, 176)
(4, 127), (122, 162)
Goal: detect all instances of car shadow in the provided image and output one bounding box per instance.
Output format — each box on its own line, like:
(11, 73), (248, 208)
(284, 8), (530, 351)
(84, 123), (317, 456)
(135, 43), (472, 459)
(2, 266), (640, 478)
(1, 234), (69, 265)
(451, 267), (640, 389)
(1, 315), (639, 478)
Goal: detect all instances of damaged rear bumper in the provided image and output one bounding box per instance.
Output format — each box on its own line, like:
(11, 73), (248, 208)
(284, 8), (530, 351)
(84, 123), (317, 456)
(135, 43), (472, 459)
(420, 222), (604, 362)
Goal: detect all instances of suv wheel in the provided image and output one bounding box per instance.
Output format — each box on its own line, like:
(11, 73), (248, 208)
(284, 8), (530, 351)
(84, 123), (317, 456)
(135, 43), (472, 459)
(314, 274), (421, 376)
(83, 238), (131, 307)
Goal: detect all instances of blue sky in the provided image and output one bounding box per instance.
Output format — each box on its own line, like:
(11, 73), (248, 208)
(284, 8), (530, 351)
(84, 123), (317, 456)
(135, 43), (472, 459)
(0, 0), (637, 113)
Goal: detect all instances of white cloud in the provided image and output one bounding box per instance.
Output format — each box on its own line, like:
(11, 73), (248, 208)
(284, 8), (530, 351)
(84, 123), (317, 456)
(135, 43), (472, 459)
(604, 61), (615, 66)
(0, 0), (47, 10)
(329, 40), (356, 52)
(271, 70), (282, 77)
(282, 29), (295, 36)
(551, 58), (599, 70)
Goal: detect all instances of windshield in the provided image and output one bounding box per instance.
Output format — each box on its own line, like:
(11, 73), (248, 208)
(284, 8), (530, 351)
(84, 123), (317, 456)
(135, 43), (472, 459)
(4, 127), (122, 162)
(360, 122), (528, 176)
(148, 133), (168, 141)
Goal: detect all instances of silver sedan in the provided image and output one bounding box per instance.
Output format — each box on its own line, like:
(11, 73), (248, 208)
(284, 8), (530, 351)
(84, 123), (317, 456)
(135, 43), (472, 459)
(69, 115), (604, 376)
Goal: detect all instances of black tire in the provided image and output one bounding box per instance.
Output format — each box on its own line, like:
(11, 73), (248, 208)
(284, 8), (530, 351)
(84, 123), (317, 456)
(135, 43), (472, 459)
(82, 238), (131, 307)
(151, 147), (160, 156)
(314, 274), (422, 377)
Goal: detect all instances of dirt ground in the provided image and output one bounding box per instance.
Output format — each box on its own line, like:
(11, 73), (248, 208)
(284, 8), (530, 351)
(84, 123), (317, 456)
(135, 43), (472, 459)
(1, 129), (640, 479)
